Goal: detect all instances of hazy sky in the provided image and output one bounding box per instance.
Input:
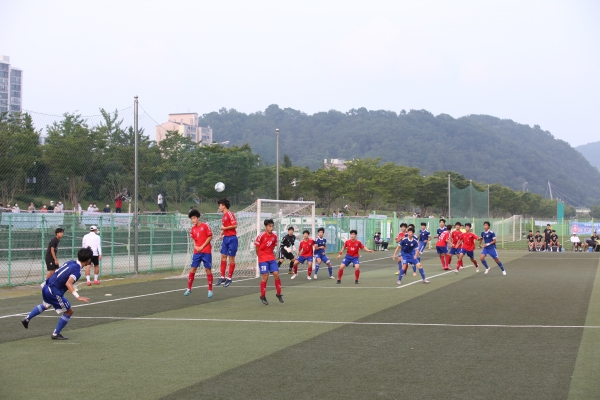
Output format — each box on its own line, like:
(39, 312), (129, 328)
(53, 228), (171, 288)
(2, 0), (599, 146)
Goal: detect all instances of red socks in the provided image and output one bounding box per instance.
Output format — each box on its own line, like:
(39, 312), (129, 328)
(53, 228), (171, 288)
(275, 279), (282, 295)
(439, 256), (446, 269)
(338, 269), (344, 280)
(260, 281), (267, 297)
(227, 263), (236, 279)
(457, 260), (463, 270)
(308, 266), (312, 276)
(220, 260), (226, 277)
(187, 272), (195, 290)
(446, 254), (452, 267)
(355, 269), (360, 280)
(207, 274), (213, 290)
(473, 260), (479, 268)
(293, 264), (298, 274)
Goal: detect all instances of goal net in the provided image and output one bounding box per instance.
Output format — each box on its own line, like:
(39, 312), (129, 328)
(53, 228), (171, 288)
(180, 199), (315, 279)
(492, 215), (524, 242)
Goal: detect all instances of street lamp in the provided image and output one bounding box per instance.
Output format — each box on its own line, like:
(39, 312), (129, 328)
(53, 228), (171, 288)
(276, 128), (279, 200)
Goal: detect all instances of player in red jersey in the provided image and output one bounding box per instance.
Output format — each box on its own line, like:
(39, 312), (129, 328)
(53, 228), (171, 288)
(185, 209), (214, 298)
(394, 223), (408, 275)
(457, 222), (480, 272)
(436, 228), (451, 270)
(216, 198), (238, 287)
(448, 222), (463, 269)
(255, 218), (284, 305)
(336, 229), (374, 284)
(291, 230), (315, 280)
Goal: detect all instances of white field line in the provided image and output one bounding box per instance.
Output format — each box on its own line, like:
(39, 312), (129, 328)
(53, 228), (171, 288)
(27, 315), (600, 329)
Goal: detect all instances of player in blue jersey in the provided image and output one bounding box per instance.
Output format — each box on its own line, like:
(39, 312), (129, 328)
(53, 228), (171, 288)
(418, 222), (430, 253)
(478, 221), (506, 275)
(313, 227), (334, 279)
(393, 228), (429, 285)
(21, 247), (93, 340)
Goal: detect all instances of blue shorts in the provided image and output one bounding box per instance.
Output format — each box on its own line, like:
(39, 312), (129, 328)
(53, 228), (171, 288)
(342, 255), (359, 267)
(315, 253), (330, 264)
(259, 260), (279, 275)
(296, 255), (313, 264)
(221, 236), (238, 257)
(436, 246), (448, 255)
(42, 285), (71, 314)
(191, 252), (212, 269)
(418, 241), (427, 253)
(449, 248), (461, 255)
(459, 249), (475, 259)
(401, 254), (418, 266)
(481, 246), (499, 259)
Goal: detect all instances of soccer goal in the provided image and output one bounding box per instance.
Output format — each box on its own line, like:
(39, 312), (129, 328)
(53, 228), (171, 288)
(180, 199), (316, 279)
(492, 215), (524, 243)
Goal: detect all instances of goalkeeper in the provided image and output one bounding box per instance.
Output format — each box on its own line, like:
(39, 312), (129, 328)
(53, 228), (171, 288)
(278, 226), (297, 274)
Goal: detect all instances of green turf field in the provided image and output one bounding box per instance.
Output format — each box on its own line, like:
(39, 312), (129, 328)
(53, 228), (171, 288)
(1, 251), (599, 399)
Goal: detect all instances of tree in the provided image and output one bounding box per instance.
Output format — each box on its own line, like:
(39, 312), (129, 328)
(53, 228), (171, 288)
(303, 167), (343, 211)
(378, 163), (421, 212)
(42, 113), (106, 207)
(156, 131), (196, 211)
(343, 158), (382, 213)
(590, 205), (600, 219)
(0, 113), (40, 204)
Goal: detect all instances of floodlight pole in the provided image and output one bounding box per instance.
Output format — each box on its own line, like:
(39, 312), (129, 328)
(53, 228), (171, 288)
(134, 96), (139, 274)
(447, 174), (451, 219)
(276, 128), (279, 200)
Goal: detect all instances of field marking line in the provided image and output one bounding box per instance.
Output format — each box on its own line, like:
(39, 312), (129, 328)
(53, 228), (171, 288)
(25, 315), (600, 329)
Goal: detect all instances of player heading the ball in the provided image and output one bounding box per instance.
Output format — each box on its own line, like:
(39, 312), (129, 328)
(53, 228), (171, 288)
(21, 247), (93, 340)
(255, 218), (284, 305)
(216, 198), (238, 287)
(185, 209), (214, 298)
(336, 229), (374, 284)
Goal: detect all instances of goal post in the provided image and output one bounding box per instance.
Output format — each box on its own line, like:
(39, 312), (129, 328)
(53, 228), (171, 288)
(180, 199), (315, 279)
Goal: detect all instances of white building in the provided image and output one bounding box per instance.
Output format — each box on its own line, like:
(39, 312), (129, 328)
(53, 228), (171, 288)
(155, 113), (213, 145)
(324, 158), (347, 171)
(0, 55), (23, 114)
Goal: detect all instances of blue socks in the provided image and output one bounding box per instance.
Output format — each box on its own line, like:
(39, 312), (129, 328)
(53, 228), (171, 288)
(53, 314), (71, 335)
(328, 265), (332, 277)
(481, 259), (489, 269)
(27, 304), (46, 320)
(398, 267), (405, 281)
(419, 268), (426, 280)
(498, 261), (504, 271)
(412, 264), (417, 273)
(315, 263), (320, 275)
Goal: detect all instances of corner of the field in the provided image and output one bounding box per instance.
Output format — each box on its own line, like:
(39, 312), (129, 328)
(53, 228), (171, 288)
(568, 254), (600, 399)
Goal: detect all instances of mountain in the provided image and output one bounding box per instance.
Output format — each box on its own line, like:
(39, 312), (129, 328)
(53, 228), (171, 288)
(575, 141), (600, 171)
(199, 105), (600, 206)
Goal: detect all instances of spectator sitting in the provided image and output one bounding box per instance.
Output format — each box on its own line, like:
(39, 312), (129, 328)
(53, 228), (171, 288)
(55, 201), (64, 213)
(93, 203), (99, 212)
(87, 203), (94, 212)
(103, 204), (111, 213)
(27, 202), (36, 213)
(47, 201), (55, 212)
(549, 230), (561, 252)
(12, 203), (20, 213)
(526, 230), (535, 251)
(40, 204), (48, 213)
(570, 233), (582, 252)
(374, 232), (388, 251)
(534, 231), (544, 251)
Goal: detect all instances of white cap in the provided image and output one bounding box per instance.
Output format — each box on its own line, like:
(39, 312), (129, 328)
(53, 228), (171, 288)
(90, 225), (98, 231)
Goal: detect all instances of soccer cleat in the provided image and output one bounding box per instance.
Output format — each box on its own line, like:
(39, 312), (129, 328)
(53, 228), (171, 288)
(475, 267), (479, 273)
(223, 279), (232, 287)
(307, 276), (312, 280)
(413, 272), (417, 276)
(86, 281), (92, 286)
(260, 296), (269, 305)
(397, 280), (402, 285)
(288, 268), (293, 274)
(216, 277), (225, 286)
(207, 290), (213, 298)
(502, 271), (507, 276)
(94, 280), (100, 285)
(314, 275), (317, 279)
(484, 268), (489, 274)
(291, 274), (297, 280)
(355, 280), (359, 284)
(329, 276), (335, 279)
(454, 269), (459, 274)
(276, 294), (284, 303)
(336, 280), (341, 284)
(422, 279), (430, 284)
(184, 289), (191, 296)
(21, 318), (29, 329)
(51, 333), (68, 340)
(395, 271), (400, 275)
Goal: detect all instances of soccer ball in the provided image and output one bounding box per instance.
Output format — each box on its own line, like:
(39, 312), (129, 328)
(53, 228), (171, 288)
(215, 182), (225, 192)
